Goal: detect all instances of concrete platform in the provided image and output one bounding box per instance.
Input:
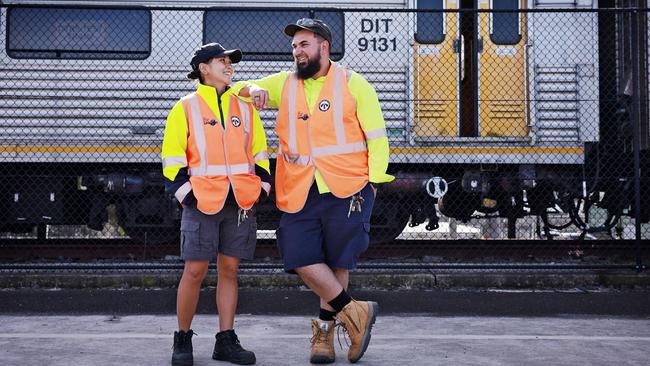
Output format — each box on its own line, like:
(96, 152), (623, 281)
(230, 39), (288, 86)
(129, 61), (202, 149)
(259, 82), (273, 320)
(1, 314), (649, 366)
(2, 288), (650, 317)
(2, 268), (649, 365)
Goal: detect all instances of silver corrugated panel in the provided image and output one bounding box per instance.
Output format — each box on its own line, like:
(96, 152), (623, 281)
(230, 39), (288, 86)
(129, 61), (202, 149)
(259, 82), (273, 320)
(534, 66), (580, 142)
(0, 66), (186, 150)
(0, 64), (408, 161)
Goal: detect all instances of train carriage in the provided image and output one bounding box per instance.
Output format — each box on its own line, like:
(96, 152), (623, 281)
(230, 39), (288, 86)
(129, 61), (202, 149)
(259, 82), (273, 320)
(0, 0), (647, 243)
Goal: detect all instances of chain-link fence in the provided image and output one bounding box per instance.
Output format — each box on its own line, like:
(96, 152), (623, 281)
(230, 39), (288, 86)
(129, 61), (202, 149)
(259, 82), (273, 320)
(0, 2), (648, 269)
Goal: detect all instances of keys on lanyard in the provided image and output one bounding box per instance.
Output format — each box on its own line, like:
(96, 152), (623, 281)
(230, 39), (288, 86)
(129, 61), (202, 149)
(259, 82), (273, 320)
(347, 193), (365, 218)
(237, 208), (249, 227)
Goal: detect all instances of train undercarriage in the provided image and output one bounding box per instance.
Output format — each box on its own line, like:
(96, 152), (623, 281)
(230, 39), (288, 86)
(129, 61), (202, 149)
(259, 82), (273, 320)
(1, 146), (648, 245)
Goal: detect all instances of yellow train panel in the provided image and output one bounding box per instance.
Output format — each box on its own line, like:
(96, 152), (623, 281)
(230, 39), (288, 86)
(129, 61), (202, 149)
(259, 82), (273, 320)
(478, 0), (528, 137)
(413, 0), (458, 138)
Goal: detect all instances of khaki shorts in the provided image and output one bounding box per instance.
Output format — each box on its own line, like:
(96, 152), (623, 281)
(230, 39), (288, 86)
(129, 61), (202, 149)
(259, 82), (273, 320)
(179, 205), (257, 261)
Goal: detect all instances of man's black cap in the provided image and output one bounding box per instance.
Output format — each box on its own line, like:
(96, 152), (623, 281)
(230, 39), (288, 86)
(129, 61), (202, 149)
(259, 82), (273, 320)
(284, 18), (332, 44)
(187, 43), (242, 79)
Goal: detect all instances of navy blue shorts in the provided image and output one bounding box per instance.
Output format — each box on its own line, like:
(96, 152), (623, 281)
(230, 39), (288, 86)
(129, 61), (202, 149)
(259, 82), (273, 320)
(276, 183), (375, 273)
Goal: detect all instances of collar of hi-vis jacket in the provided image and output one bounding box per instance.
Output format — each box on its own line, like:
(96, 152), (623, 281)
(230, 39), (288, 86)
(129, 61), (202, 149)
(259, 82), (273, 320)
(196, 83), (233, 119)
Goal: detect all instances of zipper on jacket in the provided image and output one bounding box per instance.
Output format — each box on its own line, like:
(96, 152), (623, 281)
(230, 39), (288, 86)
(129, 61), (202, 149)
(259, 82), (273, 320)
(219, 95), (237, 208)
(217, 93), (225, 127)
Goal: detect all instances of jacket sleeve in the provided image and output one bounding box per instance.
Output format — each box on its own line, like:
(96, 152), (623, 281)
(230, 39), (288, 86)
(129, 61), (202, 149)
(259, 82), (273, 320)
(161, 100), (194, 205)
(250, 104), (272, 197)
(231, 71), (290, 109)
(348, 71), (395, 185)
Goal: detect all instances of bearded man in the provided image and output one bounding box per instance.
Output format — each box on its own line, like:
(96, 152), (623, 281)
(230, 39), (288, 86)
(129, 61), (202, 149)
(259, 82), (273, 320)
(235, 18), (394, 364)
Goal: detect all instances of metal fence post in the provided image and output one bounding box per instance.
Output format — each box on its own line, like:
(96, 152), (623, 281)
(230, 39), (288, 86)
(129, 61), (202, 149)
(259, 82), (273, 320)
(630, 9), (644, 272)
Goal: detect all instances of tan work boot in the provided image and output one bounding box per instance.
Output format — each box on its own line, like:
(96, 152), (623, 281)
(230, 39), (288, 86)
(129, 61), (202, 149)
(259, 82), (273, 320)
(335, 300), (379, 363)
(310, 319), (336, 364)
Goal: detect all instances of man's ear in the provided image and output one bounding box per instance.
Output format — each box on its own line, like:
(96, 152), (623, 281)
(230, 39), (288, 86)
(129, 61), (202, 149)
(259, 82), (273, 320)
(322, 40), (330, 53)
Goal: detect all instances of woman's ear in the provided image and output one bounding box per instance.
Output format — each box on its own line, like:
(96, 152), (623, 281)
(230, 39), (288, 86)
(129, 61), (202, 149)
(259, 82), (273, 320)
(199, 62), (208, 77)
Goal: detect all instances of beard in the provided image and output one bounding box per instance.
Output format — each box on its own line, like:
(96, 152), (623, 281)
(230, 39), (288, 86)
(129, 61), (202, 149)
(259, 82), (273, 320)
(296, 49), (322, 79)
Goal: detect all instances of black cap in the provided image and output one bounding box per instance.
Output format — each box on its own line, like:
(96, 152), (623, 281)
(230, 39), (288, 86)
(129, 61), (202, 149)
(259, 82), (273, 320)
(284, 18), (332, 44)
(187, 43), (242, 79)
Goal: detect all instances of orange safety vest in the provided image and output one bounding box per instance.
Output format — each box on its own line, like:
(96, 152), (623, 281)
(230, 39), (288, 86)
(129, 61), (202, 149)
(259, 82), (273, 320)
(275, 63), (369, 213)
(181, 93), (261, 214)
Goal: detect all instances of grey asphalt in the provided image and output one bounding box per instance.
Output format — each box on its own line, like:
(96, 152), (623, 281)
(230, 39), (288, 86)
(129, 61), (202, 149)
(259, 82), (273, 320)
(1, 314), (649, 366)
(2, 272), (649, 365)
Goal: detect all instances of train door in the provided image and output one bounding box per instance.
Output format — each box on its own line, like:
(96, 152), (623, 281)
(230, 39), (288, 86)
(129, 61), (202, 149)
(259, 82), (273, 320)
(413, 0), (527, 138)
(477, 0), (528, 137)
(458, 0), (477, 136)
(413, 0), (459, 138)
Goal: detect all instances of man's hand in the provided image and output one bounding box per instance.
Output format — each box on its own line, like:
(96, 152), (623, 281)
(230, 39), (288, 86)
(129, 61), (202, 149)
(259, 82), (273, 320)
(249, 84), (269, 110)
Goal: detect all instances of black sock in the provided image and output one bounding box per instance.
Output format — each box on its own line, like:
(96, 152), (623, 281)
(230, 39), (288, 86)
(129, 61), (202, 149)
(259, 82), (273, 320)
(327, 290), (352, 312)
(319, 308), (337, 321)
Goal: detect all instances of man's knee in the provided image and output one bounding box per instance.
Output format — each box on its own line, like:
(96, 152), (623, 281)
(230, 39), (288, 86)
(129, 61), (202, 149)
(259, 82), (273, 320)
(294, 262), (322, 277)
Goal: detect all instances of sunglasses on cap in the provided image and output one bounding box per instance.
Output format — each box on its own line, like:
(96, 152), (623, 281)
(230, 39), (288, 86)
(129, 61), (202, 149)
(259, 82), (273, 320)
(296, 18), (319, 26)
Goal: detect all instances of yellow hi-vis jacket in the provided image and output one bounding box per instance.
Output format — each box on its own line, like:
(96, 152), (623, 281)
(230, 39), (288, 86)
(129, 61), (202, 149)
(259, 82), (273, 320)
(162, 84), (270, 214)
(276, 63), (370, 212)
(232, 62), (393, 200)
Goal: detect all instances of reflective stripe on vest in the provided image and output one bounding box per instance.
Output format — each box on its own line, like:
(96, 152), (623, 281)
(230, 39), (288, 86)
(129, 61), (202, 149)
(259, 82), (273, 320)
(275, 63), (369, 212)
(364, 127), (387, 141)
(184, 96), (255, 176)
(162, 155), (188, 168)
(284, 65), (367, 157)
(280, 140), (367, 166)
(181, 93), (260, 213)
(254, 151), (270, 162)
(189, 163), (251, 176)
(175, 181), (192, 203)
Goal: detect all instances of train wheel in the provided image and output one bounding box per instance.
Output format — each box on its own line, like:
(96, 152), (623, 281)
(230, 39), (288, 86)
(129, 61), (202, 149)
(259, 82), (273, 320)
(370, 193), (410, 244)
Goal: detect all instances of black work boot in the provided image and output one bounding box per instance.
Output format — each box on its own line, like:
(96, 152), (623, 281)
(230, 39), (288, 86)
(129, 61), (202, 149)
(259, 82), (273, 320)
(212, 329), (256, 365)
(171, 329), (194, 366)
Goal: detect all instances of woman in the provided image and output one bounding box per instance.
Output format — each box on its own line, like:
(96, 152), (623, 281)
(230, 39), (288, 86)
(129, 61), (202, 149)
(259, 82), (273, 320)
(161, 43), (271, 366)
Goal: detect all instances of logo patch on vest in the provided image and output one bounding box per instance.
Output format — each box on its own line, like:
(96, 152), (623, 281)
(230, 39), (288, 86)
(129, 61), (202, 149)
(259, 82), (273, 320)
(318, 100), (331, 112)
(204, 118), (218, 126)
(231, 116), (241, 127)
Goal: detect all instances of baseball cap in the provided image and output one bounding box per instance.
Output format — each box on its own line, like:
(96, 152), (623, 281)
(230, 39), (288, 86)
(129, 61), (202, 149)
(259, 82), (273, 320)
(187, 43), (242, 79)
(284, 18), (332, 44)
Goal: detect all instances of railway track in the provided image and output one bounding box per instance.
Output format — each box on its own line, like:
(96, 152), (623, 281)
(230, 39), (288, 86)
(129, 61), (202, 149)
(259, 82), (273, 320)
(0, 238), (643, 265)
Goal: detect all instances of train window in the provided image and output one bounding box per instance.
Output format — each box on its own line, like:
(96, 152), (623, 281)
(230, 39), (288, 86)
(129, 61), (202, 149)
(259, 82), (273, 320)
(6, 7), (151, 60)
(490, 0), (521, 45)
(204, 11), (344, 61)
(415, 0), (445, 44)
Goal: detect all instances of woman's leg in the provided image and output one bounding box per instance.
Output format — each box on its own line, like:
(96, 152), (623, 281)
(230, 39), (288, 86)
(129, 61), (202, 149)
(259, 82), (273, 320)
(216, 253), (241, 330)
(177, 260), (209, 331)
